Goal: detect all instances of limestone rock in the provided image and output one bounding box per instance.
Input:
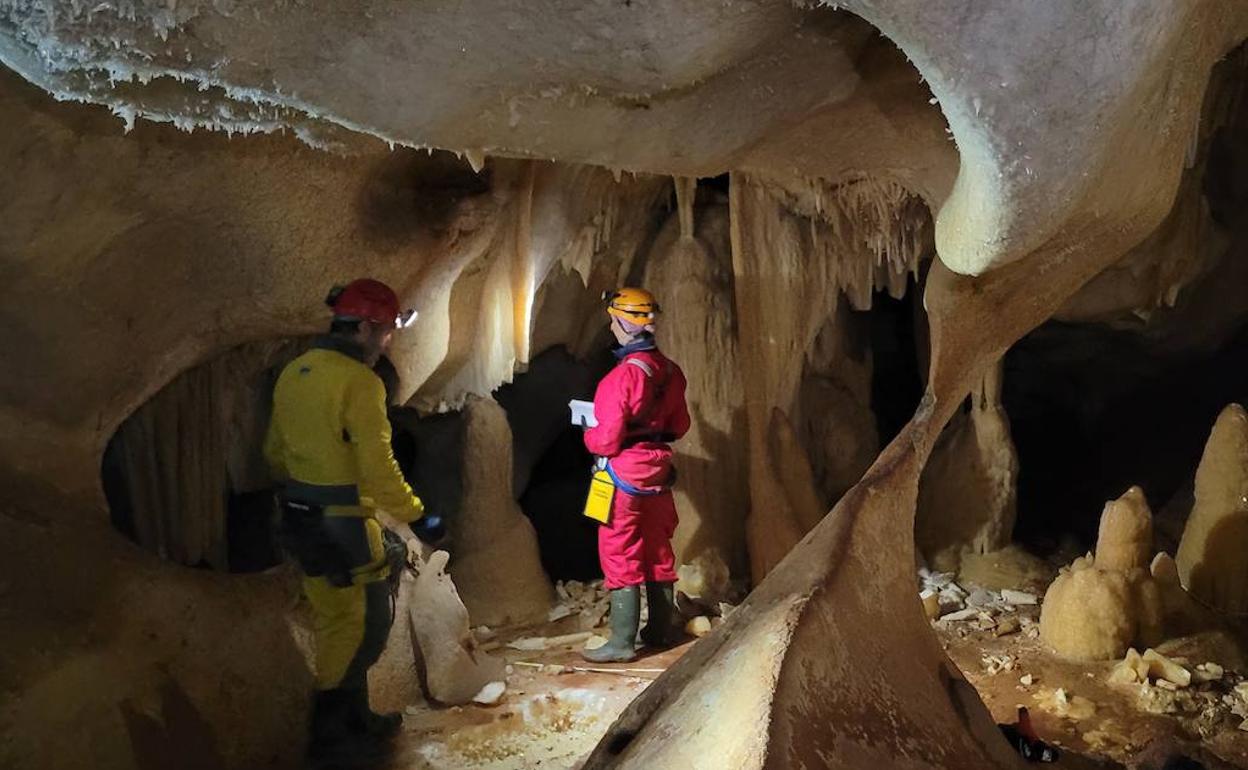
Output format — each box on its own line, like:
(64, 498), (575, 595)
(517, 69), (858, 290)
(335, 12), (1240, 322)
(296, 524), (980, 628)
(1096, 486), (1154, 571)
(1001, 589), (1038, 606)
(1040, 561), (1136, 660)
(916, 359), (1019, 567)
(767, 408), (829, 534)
(447, 397), (553, 627)
(921, 590), (941, 620)
(1176, 403), (1248, 614)
(676, 552), (732, 608)
(472, 680), (506, 706)
(1142, 649), (1192, 687)
(407, 550), (506, 706)
(685, 617), (713, 638)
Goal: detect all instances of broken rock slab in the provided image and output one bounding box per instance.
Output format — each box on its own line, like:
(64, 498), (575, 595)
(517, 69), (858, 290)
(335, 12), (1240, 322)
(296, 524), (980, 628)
(675, 552), (732, 609)
(407, 550), (506, 706)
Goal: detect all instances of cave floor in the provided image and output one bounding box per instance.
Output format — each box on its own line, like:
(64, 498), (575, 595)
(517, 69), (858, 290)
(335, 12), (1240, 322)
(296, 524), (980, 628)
(380, 620), (694, 770)
(937, 607), (1248, 769)
(324, 578), (1247, 770)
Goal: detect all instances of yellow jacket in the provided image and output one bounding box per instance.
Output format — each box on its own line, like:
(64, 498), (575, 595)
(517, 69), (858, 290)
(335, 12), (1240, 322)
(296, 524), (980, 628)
(264, 341), (424, 523)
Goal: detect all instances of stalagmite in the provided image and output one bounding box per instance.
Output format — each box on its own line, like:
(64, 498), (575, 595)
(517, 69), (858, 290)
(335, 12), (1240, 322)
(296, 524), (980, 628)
(796, 302), (877, 510)
(731, 174), (928, 582)
(766, 408), (828, 534)
(915, 358), (1019, 570)
(644, 200), (748, 573)
(1096, 486), (1156, 572)
(1175, 403), (1248, 614)
(1039, 487), (1165, 660)
(446, 397), (553, 626)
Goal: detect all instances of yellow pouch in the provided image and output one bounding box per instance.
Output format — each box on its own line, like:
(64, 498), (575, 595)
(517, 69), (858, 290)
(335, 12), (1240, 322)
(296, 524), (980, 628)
(582, 470), (615, 524)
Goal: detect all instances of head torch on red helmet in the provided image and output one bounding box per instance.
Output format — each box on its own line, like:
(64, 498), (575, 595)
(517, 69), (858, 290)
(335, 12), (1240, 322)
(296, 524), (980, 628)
(325, 279), (418, 329)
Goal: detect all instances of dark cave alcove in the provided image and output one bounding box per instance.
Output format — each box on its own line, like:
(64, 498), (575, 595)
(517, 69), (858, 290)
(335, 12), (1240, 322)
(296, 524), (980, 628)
(496, 345), (616, 582)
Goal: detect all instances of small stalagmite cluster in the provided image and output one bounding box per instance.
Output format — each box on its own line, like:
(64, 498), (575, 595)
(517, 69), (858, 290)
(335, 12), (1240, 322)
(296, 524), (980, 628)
(1040, 486), (1165, 660)
(1040, 404), (1248, 663)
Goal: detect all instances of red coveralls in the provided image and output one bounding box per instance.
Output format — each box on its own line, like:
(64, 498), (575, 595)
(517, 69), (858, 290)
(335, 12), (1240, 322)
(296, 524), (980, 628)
(584, 347), (691, 589)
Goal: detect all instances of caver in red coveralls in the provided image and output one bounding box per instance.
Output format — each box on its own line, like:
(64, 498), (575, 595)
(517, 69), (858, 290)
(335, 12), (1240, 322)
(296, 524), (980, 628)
(583, 344), (691, 588)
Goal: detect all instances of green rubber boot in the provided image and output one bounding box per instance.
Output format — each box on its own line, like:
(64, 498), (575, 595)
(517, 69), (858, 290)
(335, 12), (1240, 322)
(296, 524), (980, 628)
(307, 689), (354, 759)
(582, 586), (640, 663)
(640, 581), (681, 649)
(344, 685), (402, 741)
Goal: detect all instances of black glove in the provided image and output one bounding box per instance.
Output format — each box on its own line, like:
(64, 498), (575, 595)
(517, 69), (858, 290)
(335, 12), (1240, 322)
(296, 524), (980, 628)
(412, 514), (447, 545)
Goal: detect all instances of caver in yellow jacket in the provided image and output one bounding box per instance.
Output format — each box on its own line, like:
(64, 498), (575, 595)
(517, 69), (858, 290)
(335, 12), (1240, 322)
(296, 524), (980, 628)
(264, 336), (424, 690)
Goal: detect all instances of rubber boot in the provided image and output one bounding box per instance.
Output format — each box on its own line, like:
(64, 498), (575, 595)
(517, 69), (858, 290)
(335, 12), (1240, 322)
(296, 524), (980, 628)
(344, 685), (402, 741)
(582, 586), (640, 663)
(307, 689), (354, 760)
(640, 581), (681, 649)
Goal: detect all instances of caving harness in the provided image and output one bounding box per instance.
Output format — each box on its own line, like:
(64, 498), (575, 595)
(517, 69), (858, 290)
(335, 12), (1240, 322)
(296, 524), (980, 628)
(581, 345), (677, 524)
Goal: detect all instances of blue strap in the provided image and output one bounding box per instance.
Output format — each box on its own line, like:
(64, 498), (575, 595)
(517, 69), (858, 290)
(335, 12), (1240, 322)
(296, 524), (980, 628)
(605, 461), (664, 497)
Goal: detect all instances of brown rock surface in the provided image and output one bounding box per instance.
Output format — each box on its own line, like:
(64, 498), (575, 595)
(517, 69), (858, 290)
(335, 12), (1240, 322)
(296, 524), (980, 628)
(1176, 403), (1248, 614)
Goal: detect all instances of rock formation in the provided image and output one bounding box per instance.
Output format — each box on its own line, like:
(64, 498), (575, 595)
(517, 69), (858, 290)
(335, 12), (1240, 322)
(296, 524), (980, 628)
(643, 188), (749, 575)
(1039, 487), (1165, 660)
(446, 397), (553, 627)
(1176, 403), (1248, 614)
(0, 2), (1246, 769)
(916, 359), (1019, 570)
(405, 550), (506, 706)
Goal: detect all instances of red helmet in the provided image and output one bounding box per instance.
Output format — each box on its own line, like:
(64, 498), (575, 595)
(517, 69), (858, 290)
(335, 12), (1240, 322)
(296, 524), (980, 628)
(326, 279), (417, 329)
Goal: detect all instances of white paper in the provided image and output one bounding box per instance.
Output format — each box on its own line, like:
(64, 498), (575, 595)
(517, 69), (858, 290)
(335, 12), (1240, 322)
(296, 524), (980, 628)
(569, 399), (598, 427)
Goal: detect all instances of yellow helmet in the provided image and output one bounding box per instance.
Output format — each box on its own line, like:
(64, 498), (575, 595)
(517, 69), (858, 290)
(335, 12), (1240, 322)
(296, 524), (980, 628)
(604, 287), (660, 322)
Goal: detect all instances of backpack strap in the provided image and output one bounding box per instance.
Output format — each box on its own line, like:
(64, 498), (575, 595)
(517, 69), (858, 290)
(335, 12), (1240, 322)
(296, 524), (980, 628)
(624, 355), (671, 431)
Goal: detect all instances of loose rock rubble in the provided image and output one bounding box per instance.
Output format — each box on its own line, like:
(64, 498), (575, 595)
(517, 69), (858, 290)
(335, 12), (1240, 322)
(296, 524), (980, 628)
(919, 568), (1040, 638)
(1106, 646), (1248, 731)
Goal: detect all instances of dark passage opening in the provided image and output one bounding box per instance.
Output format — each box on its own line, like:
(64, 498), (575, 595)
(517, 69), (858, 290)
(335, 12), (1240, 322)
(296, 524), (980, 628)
(496, 345), (615, 582)
(1005, 320), (1248, 554)
(869, 282), (926, 447)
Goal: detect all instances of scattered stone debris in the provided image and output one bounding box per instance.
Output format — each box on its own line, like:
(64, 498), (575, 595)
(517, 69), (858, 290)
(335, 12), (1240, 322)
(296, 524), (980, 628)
(940, 608), (980, 623)
(473, 625), (497, 643)
(1194, 662), (1224, 683)
(982, 653), (1016, 675)
(1109, 648), (1192, 688)
(472, 681), (507, 706)
(675, 553), (732, 608)
(994, 616), (1021, 637)
(553, 580), (611, 630)
(506, 631), (595, 652)
(1001, 589), (1038, 606)
(921, 589), (941, 620)
(1036, 687), (1097, 720)
(1020, 673), (1035, 687)
(685, 616), (712, 638)
(1144, 649), (1192, 688)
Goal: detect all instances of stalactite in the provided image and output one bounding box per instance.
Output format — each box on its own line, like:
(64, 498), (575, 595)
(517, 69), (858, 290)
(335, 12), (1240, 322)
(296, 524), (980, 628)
(673, 176), (697, 240)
